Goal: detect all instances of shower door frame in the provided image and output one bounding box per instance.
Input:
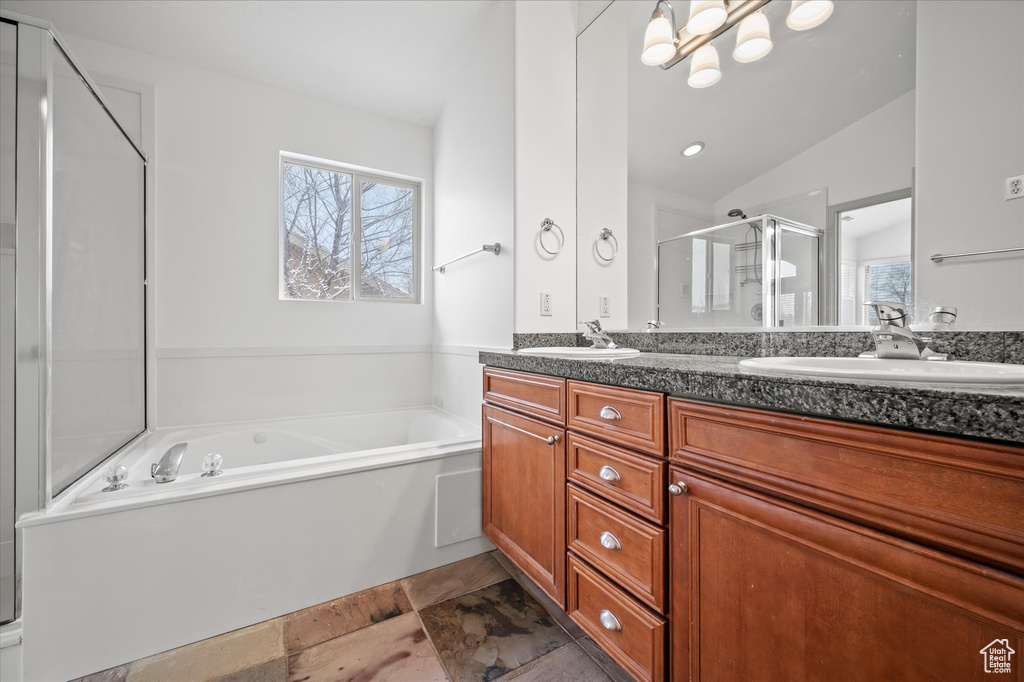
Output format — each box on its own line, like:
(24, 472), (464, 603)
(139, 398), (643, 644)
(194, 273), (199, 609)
(4, 9), (151, 624)
(655, 214), (823, 328)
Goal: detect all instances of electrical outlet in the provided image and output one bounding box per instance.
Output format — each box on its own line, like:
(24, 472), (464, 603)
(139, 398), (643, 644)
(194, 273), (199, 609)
(1007, 175), (1024, 201)
(540, 292), (552, 316)
(599, 296), (611, 318)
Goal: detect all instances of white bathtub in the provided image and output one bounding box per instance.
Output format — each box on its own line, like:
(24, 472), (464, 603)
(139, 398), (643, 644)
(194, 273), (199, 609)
(18, 406), (492, 681)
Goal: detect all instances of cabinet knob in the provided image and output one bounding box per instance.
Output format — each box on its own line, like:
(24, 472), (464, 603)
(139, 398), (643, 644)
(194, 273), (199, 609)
(599, 406), (622, 421)
(598, 465), (621, 482)
(599, 531), (621, 551)
(545, 435), (561, 445)
(599, 609), (622, 632)
(668, 481), (689, 496)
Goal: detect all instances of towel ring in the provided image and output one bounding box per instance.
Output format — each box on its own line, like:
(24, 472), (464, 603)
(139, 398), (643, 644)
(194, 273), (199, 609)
(539, 218), (564, 256)
(595, 228), (618, 262)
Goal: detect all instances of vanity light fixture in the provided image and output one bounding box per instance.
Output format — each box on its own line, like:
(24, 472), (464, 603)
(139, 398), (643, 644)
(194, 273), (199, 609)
(688, 43), (722, 88)
(687, 0), (728, 35)
(786, 0), (834, 31)
(681, 141), (706, 156)
(641, 0), (678, 66)
(733, 11), (773, 62)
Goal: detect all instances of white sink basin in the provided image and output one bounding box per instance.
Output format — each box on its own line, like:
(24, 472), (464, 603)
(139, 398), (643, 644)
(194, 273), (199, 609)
(740, 356), (1024, 385)
(518, 347), (641, 359)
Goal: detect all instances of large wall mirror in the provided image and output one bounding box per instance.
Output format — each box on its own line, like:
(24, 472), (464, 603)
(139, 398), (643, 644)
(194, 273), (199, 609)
(577, 0), (1024, 330)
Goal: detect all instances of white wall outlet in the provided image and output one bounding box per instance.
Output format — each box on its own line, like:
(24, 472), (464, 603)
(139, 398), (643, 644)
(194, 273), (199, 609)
(599, 296), (611, 318)
(540, 292), (552, 316)
(1006, 175), (1024, 201)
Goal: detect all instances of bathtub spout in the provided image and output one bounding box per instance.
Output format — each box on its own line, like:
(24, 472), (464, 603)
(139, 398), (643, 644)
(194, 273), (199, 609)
(151, 443), (188, 483)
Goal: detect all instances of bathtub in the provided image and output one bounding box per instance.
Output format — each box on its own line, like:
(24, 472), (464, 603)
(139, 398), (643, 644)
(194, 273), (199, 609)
(18, 406), (492, 681)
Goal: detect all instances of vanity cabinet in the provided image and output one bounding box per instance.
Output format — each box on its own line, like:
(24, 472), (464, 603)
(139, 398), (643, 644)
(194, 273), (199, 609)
(482, 402), (567, 606)
(482, 365), (1024, 682)
(668, 466), (1024, 681)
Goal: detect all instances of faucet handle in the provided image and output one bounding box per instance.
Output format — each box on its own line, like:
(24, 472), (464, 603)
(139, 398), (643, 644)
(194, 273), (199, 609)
(865, 301), (908, 327)
(928, 306), (957, 326)
(646, 320), (663, 330)
(578, 319), (602, 333)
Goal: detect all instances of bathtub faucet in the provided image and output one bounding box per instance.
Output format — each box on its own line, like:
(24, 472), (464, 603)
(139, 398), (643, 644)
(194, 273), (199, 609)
(151, 443), (188, 483)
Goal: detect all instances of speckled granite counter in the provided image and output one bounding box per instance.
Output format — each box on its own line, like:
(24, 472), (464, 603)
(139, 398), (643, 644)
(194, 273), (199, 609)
(479, 350), (1024, 444)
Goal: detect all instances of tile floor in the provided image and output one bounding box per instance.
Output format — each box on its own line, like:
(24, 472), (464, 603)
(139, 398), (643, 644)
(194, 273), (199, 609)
(73, 551), (633, 682)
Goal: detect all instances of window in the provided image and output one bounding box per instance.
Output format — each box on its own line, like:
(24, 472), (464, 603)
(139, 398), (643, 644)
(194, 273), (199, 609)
(862, 258), (912, 323)
(280, 154), (420, 302)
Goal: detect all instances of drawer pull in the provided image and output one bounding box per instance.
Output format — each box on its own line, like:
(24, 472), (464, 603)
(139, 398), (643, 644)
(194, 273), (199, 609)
(668, 481), (689, 495)
(599, 531), (621, 551)
(599, 609), (622, 632)
(598, 465), (621, 482)
(599, 406), (623, 421)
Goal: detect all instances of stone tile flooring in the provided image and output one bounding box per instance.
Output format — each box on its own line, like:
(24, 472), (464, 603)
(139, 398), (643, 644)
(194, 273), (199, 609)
(73, 551), (634, 682)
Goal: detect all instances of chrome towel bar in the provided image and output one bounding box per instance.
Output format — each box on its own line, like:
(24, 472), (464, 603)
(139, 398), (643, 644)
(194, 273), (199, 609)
(931, 246), (1024, 262)
(432, 243), (500, 273)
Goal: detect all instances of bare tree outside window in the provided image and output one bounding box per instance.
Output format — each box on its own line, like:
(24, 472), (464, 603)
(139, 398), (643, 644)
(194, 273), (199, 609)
(360, 182), (415, 298)
(864, 260), (912, 323)
(281, 157), (419, 302)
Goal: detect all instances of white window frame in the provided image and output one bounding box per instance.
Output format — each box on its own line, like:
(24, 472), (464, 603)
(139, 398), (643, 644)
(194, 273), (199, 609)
(278, 151), (422, 304)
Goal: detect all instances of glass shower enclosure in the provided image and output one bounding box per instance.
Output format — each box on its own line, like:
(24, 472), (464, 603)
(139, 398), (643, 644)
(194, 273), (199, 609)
(656, 215), (822, 328)
(0, 11), (147, 624)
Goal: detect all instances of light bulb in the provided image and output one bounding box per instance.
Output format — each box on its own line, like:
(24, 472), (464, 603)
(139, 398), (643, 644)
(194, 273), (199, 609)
(733, 11), (773, 62)
(688, 43), (722, 88)
(641, 3), (677, 65)
(687, 0), (728, 36)
(786, 0), (834, 31)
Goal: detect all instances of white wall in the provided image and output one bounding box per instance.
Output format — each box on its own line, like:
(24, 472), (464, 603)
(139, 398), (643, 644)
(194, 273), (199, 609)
(714, 90), (916, 221)
(577, 8), (628, 328)
(514, 0), (578, 333)
(432, 1), (515, 424)
(626, 183), (713, 328)
(915, 0), (1024, 326)
(61, 33), (437, 425)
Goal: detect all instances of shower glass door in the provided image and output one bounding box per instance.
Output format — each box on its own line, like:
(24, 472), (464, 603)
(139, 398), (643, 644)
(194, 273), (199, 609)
(1, 19), (16, 625)
(49, 40), (146, 494)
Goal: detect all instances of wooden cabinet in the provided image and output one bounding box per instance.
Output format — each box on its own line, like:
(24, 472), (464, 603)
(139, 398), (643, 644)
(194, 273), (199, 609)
(483, 368), (1024, 682)
(669, 465), (1024, 681)
(482, 403), (566, 606)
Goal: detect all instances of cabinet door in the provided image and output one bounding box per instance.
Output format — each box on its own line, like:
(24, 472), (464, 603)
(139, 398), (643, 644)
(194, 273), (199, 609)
(669, 466), (1024, 682)
(483, 404), (566, 606)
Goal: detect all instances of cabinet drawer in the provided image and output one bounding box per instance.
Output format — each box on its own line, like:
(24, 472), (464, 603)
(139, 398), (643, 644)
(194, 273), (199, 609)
(567, 381), (665, 455)
(568, 432), (666, 524)
(568, 554), (666, 682)
(567, 484), (666, 612)
(483, 368), (566, 425)
(669, 399), (1024, 575)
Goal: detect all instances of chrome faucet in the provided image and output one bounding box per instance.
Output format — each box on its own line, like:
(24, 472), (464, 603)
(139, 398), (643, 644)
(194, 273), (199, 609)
(864, 301), (950, 361)
(151, 443), (188, 483)
(579, 320), (617, 349)
(646, 320), (664, 331)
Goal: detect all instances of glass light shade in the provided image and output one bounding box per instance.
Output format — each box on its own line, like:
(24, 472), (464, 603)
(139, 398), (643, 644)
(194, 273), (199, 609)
(733, 11), (773, 62)
(688, 44), (722, 88)
(786, 0), (834, 30)
(641, 7), (677, 66)
(687, 0), (728, 35)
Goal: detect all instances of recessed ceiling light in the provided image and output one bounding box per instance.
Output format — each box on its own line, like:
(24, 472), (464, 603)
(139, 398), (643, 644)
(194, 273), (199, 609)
(681, 141), (705, 157)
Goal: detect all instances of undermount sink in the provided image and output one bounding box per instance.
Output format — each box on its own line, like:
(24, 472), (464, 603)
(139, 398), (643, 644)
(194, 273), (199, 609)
(518, 346), (641, 359)
(740, 356), (1024, 385)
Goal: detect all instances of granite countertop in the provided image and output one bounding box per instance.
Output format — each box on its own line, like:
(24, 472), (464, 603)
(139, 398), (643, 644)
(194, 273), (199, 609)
(479, 350), (1024, 445)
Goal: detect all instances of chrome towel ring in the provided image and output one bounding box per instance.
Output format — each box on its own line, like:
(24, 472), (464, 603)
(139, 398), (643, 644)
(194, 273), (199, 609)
(595, 228), (618, 262)
(539, 218), (565, 255)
